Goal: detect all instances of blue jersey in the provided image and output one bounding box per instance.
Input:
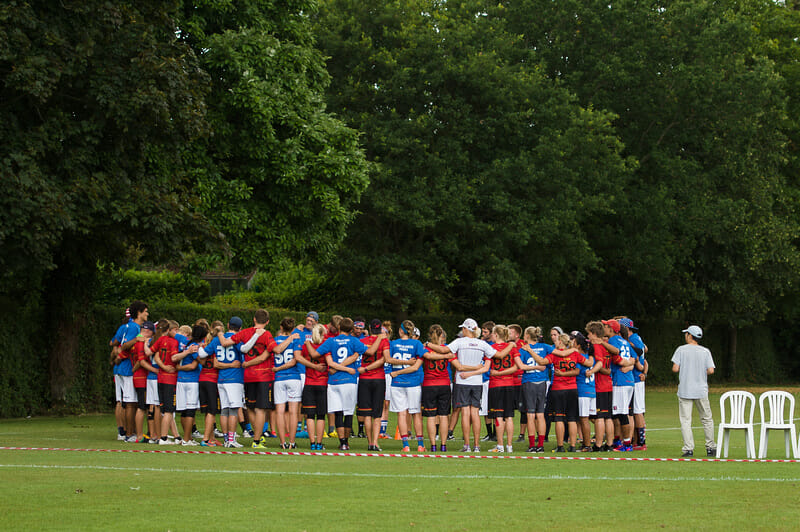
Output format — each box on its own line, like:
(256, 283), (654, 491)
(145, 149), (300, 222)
(175, 334), (188, 352)
(273, 334), (302, 381)
(317, 334), (366, 385)
(292, 327), (309, 375)
(113, 320), (140, 377)
(390, 338), (425, 388)
(518, 343), (553, 384)
(609, 335), (635, 387)
(177, 341), (201, 383)
(207, 333), (244, 384)
(629, 333), (646, 382)
(576, 353), (596, 398)
(146, 339), (157, 381)
(482, 340), (494, 383)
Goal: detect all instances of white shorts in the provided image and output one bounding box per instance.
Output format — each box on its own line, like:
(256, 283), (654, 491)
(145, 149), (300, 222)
(384, 374), (393, 400)
(176, 382), (199, 411)
(612, 386), (634, 416)
(479, 381), (489, 416)
(275, 379), (303, 404)
(633, 381), (646, 414)
(218, 382), (244, 410)
(327, 383), (357, 415)
(578, 396), (596, 418)
(146, 380), (160, 406)
(389, 386), (422, 414)
(300, 374), (306, 388)
(115, 375), (136, 403)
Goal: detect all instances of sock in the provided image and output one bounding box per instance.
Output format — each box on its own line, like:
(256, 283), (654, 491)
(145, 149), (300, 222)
(227, 431), (235, 443)
(537, 435), (545, 447)
(435, 423), (440, 437)
(213, 422), (217, 431)
(485, 423), (493, 436)
(402, 435), (409, 447)
(161, 436), (168, 441)
(358, 422), (365, 433)
(624, 438), (631, 446)
(637, 427), (646, 445)
(192, 424), (198, 433)
(118, 427), (125, 436)
(417, 436), (424, 447)
(245, 422), (253, 431)
(339, 438), (347, 446)
(380, 420), (388, 433)
(529, 435), (536, 448)
(328, 426), (335, 434)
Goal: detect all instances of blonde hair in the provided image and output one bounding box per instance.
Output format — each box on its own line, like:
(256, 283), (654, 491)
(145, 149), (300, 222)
(428, 324), (445, 345)
(178, 325), (192, 337)
(399, 320), (415, 338)
(557, 333), (571, 349)
(523, 326), (539, 343)
(382, 320), (393, 340)
(492, 324), (509, 343)
(311, 323), (327, 344)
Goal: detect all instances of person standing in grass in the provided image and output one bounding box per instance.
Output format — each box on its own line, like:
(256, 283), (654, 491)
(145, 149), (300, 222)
(421, 324), (453, 453)
(487, 325), (518, 453)
(387, 320), (426, 452)
(515, 326), (551, 453)
(296, 323), (329, 450)
(205, 316), (245, 448)
(671, 325), (716, 458)
(272, 317), (303, 450)
(173, 325), (205, 446)
(131, 321), (156, 442)
(357, 320), (390, 451)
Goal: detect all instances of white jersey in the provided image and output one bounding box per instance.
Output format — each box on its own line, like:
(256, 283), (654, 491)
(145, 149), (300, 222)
(447, 337), (497, 386)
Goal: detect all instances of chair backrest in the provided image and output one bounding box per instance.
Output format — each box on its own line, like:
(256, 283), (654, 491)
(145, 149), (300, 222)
(759, 390), (796, 425)
(720, 390), (756, 425)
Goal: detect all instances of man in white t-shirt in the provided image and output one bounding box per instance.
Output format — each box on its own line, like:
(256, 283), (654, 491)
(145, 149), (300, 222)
(671, 325), (716, 458)
(426, 319), (512, 452)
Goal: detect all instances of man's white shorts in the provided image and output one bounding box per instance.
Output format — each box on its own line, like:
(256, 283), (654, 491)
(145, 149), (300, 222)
(390, 385), (422, 414)
(479, 381), (489, 416)
(218, 382), (244, 410)
(275, 379), (302, 404)
(578, 396), (597, 418)
(146, 379), (160, 406)
(612, 386), (634, 416)
(176, 382), (199, 411)
(633, 381), (646, 414)
(327, 383), (357, 415)
(384, 374), (393, 400)
(115, 375), (136, 403)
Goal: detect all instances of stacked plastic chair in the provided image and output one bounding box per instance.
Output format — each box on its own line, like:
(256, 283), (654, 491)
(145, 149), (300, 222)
(716, 391), (756, 458)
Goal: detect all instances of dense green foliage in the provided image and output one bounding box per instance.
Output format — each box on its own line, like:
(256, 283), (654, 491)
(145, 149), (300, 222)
(96, 269), (211, 305)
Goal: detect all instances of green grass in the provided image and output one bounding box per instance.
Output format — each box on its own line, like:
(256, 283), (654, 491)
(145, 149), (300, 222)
(1, 388), (800, 530)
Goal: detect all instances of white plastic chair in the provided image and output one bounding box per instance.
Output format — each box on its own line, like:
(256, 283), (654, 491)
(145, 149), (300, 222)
(716, 391), (756, 458)
(758, 391), (798, 459)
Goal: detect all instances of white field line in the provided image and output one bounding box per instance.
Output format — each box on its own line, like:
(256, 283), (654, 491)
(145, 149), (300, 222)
(1, 463), (799, 482)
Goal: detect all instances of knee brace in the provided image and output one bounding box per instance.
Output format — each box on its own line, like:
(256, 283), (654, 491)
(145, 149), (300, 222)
(615, 413), (630, 425)
(334, 412), (345, 428)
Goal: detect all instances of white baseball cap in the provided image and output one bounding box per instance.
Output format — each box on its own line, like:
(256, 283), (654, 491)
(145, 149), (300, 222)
(682, 325), (703, 338)
(458, 318), (479, 331)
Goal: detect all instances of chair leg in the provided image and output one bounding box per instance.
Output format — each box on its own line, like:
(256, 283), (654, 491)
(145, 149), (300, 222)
(716, 426), (724, 458)
(746, 427), (756, 459)
(759, 426), (767, 459)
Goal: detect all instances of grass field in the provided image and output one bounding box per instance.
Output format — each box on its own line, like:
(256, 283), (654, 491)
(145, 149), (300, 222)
(2, 387), (800, 530)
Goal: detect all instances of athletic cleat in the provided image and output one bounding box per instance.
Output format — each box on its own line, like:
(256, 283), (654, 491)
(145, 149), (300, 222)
(613, 444), (633, 452)
(447, 431), (455, 441)
(356, 431), (367, 439)
(327, 430), (338, 438)
(417, 445), (425, 452)
(280, 442), (289, 450)
(192, 429), (203, 439)
(460, 445), (471, 453)
(378, 433), (390, 439)
(440, 445), (447, 452)
(402, 445), (411, 452)
(601, 444), (611, 452)
(430, 445), (437, 452)
(681, 450), (693, 457)
(473, 446), (481, 453)
(214, 428), (224, 438)
(515, 435), (525, 443)
(591, 445), (602, 452)
(579, 446), (593, 452)
(124, 435), (137, 443)
(567, 446), (577, 452)
(338, 444), (350, 451)
(480, 434), (493, 442)
(158, 438), (175, 445)
(137, 437), (149, 444)
(506, 445), (513, 453)
(226, 440), (244, 448)
(200, 440), (211, 447)
(706, 447), (716, 457)
(289, 442), (297, 449)
(295, 430), (309, 439)
(489, 446), (503, 453)
(633, 444), (647, 451)
(554, 446), (565, 453)
(182, 439), (199, 446)
(267, 431), (278, 438)
(252, 441), (267, 449)
(244, 429), (255, 439)
(527, 446), (537, 453)
(117, 433), (126, 441)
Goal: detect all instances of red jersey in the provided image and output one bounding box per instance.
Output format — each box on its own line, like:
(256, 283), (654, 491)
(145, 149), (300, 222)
(592, 344), (612, 393)
(544, 351), (587, 391)
(152, 335), (179, 385)
(360, 336), (389, 380)
(198, 349), (218, 383)
(300, 342), (328, 386)
(132, 341), (149, 388)
(422, 346), (451, 387)
(231, 327), (277, 383)
(489, 342), (518, 388)
(512, 339), (525, 387)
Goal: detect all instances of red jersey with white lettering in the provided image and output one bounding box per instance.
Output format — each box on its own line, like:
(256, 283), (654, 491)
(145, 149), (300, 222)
(422, 346), (451, 387)
(152, 335), (179, 385)
(544, 351), (587, 391)
(489, 342), (518, 388)
(231, 328), (278, 383)
(300, 342), (328, 386)
(360, 336), (389, 380)
(592, 344), (612, 393)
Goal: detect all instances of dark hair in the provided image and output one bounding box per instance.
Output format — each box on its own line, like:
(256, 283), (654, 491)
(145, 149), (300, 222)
(280, 317), (296, 334)
(190, 325), (207, 343)
(339, 317), (354, 334)
(254, 309), (270, 325)
(128, 300), (148, 321)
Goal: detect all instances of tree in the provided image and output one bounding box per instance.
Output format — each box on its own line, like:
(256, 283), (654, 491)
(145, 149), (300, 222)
(314, 0), (634, 317)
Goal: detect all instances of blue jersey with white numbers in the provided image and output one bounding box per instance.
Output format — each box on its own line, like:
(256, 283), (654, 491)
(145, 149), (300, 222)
(207, 333), (244, 384)
(177, 341), (201, 383)
(519, 343), (554, 384)
(390, 338), (425, 388)
(292, 327), (309, 376)
(609, 335), (635, 387)
(274, 334), (302, 381)
(576, 354), (596, 398)
(113, 320), (140, 377)
(317, 335), (366, 385)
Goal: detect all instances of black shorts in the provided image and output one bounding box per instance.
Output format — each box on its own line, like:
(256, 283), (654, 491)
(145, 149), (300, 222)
(549, 388), (578, 423)
(453, 384), (482, 409)
(488, 386), (516, 419)
(301, 385), (328, 419)
(422, 385), (451, 417)
(516, 385), (524, 411)
(522, 381), (548, 414)
(245, 381), (274, 411)
(595, 391), (612, 419)
(135, 386), (147, 411)
(158, 383), (176, 414)
(199, 381), (220, 415)
(356, 378), (385, 418)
